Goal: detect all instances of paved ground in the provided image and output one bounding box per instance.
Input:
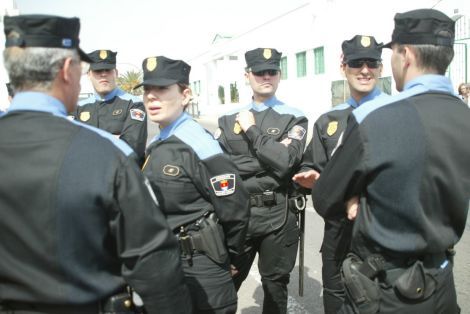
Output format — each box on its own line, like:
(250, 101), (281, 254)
(148, 114), (470, 313)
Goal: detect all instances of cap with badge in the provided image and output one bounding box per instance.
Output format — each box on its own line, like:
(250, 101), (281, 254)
(384, 8), (455, 48)
(87, 50), (117, 71)
(245, 48), (282, 72)
(3, 14), (91, 62)
(342, 35), (383, 62)
(134, 56), (191, 89)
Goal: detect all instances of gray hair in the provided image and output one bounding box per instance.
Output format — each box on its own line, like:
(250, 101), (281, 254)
(3, 47), (80, 92)
(397, 44), (454, 75)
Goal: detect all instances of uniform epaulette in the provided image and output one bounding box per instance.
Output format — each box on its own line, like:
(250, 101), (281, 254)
(174, 119), (223, 160)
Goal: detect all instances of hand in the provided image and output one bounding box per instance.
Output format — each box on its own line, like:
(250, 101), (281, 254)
(236, 110), (255, 132)
(280, 138), (292, 147)
(230, 264), (239, 277)
(346, 196), (359, 220)
(292, 170), (320, 189)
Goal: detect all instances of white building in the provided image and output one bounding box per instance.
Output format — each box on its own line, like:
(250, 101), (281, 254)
(188, 0), (470, 122)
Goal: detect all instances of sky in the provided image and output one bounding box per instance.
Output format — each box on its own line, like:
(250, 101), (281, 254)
(15, 0), (309, 71)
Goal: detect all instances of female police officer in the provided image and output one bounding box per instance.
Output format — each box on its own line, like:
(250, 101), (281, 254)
(137, 56), (250, 314)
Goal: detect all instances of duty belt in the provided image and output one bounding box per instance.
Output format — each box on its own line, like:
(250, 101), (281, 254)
(250, 191), (277, 207)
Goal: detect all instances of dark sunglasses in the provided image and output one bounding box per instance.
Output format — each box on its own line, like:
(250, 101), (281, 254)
(252, 69), (279, 76)
(346, 60), (381, 69)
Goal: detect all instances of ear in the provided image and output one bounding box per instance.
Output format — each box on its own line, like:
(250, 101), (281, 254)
(61, 57), (75, 83)
(114, 68), (119, 77)
(244, 72), (250, 84)
(402, 46), (414, 68)
(340, 62), (346, 78)
(182, 88), (192, 106)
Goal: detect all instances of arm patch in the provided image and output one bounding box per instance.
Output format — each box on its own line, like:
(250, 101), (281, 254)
(210, 174), (236, 196)
(288, 125), (306, 141)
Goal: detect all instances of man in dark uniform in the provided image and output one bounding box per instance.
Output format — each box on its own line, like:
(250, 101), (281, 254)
(313, 9), (470, 313)
(75, 49), (147, 165)
(0, 14), (191, 314)
(215, 48), (308, 314)
(293, 35), (388, 313)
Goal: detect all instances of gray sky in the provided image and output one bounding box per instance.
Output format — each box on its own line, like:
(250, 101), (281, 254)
(16, 0), (308, 69)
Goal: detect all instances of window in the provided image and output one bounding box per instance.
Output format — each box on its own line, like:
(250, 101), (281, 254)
(280, 57), (288, 80)
(296, 52), (307, 77)
(314, 47), (325, 74)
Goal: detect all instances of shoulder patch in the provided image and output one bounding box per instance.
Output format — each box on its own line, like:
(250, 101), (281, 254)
(80, 111), (90, 122)
(288, 125), (306, 141)
(163, 165), (180, 176)
(130, 108), (146, 121)
(210, 174), (236, 196)
(213, 128), (222, 139)
(327, 121), (338, 136)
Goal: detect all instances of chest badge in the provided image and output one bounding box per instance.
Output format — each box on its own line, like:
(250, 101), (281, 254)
(112, 109), (123, 116)
(327, 121), (338, 136)
(233, 122), (242, 135)
(211, 174), (236, 196)
(80, 111), (90, 122)
(163, 165), (180, 176)
(267, 128), (280, 136)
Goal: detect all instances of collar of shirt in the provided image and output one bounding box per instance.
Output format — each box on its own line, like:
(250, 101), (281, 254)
(404, 74), (454, 94)
(93, 88), (124, 102)
(150, 112), (191, 143)
(8, 92), (67, 117)
(346, 87), (382, 108)
(250, 96), (281, 112)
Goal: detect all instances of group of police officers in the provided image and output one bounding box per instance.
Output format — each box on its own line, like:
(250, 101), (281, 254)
(0, 7), (469, 314)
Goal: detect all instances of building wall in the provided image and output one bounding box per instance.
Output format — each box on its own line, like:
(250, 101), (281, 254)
(189, 0), (470, 124)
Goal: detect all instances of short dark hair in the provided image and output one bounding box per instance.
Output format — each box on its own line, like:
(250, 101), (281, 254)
(398, 44), (454, 75)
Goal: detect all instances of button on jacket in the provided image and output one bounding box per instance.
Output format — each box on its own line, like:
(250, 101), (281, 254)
(75, 88), (147, 163)
(0, 92), (190, 314)
(143, 112), (250, 255)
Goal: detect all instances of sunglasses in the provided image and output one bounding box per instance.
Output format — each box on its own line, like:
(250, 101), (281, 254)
(252, 69), (279, 76)
(346, 60), (381, 69)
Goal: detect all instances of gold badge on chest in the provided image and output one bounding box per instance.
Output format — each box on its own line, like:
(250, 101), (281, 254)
(327, 121), (338, 136)
(233, 122), (242, 135)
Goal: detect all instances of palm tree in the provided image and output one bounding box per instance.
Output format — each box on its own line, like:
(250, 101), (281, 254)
(117, 70), (143, 96)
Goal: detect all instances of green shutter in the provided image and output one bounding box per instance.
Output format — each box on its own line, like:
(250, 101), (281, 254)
(280, 57), (288, 80)
(296, 51), (306, 77)
(314, 47), (325, 74)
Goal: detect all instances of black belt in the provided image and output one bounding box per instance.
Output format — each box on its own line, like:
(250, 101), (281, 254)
(250, 191), (277, 207)
(0, 290), (135, 314)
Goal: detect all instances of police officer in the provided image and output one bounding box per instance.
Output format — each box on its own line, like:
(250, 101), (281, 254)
(138, 55), (250, 314)
(292, 35), (388, 313)
(312, 9), (470, 313)
(0, 15), (191, 314)
(75, 49), (147, 165)
(215, 48), (308, 314)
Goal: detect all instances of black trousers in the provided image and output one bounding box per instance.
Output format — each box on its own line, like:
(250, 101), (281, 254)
(321, 218), (353, 314)
(182, 253), (237, 314)
(231, 209), (299, 314)
(339, 260), (461, 314)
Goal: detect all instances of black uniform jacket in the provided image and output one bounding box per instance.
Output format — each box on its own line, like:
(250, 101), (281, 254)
(216, 97), (308, 228)
(0, 92), (190, 314)
(313, 75), (470, 258)
(143, 113), (250, 255)
(75, 88), (147, 163)
(300, 89), (388, 254)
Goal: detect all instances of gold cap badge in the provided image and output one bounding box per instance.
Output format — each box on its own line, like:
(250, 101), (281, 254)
(80, 111), (90, 122)
(326, 121), (338, 136)
(99, 50), (108, 60)
(146, 57), (157, 72)
(360, 36), (371, 48)
(263, 48), (272, 60)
